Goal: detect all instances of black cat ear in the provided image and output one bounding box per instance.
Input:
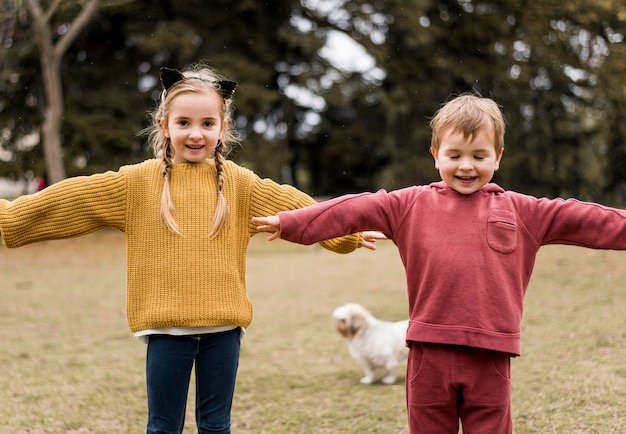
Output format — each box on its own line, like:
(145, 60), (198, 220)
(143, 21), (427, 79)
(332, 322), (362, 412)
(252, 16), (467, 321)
(160, 67), (185, 92)
(160, 67), (236, 100)
(215, 80), (237, 99)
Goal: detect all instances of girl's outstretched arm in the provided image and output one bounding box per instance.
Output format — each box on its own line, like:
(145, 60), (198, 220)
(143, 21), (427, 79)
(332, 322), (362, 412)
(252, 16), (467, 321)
(252, 216), (386, 250)
(361, 230), (387, 250)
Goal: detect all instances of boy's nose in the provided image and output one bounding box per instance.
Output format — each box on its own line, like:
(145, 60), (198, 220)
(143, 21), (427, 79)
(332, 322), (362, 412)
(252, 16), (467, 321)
(459, 159), (474, 170)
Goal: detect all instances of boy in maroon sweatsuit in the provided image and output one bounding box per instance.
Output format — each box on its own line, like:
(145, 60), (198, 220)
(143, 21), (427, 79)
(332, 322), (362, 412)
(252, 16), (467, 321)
(252, 94), (626, 433)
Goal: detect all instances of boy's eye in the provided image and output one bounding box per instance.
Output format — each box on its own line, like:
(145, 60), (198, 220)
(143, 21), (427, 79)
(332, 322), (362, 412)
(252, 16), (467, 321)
(475, 156), (485, 160)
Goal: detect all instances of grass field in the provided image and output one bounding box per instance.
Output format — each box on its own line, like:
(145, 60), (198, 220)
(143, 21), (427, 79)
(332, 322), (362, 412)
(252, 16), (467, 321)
(0, 229), (624, 433)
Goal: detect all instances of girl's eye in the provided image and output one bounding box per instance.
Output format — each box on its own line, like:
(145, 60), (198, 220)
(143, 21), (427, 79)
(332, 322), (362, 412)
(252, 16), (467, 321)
(178, 120), (189, 126)
(203, 121), (213, 127)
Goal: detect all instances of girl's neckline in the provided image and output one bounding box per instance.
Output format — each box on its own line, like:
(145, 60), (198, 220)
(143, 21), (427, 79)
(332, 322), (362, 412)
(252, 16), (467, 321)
(171, 161), (217, 168)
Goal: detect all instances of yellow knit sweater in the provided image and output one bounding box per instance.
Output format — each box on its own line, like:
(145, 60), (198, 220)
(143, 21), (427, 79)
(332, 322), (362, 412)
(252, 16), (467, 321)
(0, 159), (362, 332)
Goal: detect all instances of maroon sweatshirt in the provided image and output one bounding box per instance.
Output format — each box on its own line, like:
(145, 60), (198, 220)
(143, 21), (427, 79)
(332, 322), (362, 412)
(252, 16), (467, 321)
(278, 182), (626, 355)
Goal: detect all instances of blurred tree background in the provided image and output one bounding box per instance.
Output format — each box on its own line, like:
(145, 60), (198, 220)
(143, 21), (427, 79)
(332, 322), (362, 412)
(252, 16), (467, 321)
(1, 0), (625, 203)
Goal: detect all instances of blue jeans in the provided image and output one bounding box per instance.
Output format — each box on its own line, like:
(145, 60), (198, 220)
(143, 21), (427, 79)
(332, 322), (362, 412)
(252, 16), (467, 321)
(145, 329), (241, 434)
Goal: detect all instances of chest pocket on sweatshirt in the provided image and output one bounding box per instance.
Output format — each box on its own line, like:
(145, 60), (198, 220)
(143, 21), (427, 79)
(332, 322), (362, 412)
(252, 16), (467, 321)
(487, 209), (517, 254)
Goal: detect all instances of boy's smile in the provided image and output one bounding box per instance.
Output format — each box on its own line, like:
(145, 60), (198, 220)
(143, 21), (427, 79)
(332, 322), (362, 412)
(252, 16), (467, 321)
(431, 127), (503, 195)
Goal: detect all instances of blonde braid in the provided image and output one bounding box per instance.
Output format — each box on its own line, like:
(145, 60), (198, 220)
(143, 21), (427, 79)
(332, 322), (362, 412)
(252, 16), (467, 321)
(208, 139), (229, 239)
(160, 140), (183, 236)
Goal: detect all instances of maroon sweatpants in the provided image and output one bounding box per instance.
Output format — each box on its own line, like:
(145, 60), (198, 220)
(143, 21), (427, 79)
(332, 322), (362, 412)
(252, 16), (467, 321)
(406, 342), (513, 433)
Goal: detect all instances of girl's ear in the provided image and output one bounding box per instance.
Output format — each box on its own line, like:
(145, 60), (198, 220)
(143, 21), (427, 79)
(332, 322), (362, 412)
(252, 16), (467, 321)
(160, 117), (169, 138)
(219, 119), (228, 140)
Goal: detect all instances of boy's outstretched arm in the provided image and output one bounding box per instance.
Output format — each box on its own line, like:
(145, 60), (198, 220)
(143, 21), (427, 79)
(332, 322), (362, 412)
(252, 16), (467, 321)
(251, 216), (385, 250)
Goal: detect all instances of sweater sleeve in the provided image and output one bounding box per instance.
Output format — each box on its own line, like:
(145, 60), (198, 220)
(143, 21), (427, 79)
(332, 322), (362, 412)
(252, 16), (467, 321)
(0, 170), (127, 248)
(248, 174), (362, 254)
(278, 190), (397, 245)
(511, 193), (626, 249)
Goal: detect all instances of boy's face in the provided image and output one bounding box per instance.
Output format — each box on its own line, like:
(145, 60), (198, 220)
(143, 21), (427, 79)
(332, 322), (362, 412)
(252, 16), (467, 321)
(431, 127), (503, 195)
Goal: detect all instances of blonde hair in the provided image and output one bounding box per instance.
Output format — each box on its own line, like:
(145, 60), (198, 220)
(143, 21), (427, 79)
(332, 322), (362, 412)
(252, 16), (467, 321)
(144, 64), (239, 238)
(429, 93), (505, 154)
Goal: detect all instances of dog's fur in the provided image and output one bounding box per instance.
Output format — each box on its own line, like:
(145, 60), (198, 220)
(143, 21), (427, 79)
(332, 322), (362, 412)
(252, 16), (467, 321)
(332, 303), (409, 385)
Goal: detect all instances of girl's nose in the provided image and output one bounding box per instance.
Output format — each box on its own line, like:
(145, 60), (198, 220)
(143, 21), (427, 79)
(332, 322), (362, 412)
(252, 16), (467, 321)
(189, 127), (202, 139)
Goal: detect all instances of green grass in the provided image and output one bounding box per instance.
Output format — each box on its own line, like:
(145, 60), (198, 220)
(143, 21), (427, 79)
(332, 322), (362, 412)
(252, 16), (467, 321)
(1, 230), (624, 433)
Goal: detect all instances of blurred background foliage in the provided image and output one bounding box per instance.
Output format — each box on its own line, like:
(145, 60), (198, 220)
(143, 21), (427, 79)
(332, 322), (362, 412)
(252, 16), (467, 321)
(1, 0), (625, 203)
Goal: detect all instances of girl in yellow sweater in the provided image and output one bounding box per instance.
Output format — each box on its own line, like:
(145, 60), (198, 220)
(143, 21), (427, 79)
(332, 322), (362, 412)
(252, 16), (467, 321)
(0, 65), (382, 433)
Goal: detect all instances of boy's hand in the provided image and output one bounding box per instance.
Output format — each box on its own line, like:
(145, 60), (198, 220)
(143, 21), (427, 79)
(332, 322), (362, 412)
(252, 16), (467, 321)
(361, 231), (388, 250)
(252, 216), (281, 241)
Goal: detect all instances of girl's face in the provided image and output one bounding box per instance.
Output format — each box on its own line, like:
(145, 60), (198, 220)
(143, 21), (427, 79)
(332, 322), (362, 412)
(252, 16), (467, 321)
(431, 127), (503, 195)
(162, 90), (227, 164)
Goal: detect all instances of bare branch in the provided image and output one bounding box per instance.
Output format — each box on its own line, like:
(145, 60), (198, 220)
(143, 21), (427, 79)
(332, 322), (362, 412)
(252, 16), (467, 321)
(25, 0), (43, 23)
(26, 0), (50, 52)
(100, 0), (136, 8)
(54, 0), (99, 57)
(43, 0), (62, 22)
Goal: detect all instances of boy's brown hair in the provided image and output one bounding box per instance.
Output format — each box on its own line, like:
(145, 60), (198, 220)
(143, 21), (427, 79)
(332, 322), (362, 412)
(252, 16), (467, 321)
(429, 93), (505, 154)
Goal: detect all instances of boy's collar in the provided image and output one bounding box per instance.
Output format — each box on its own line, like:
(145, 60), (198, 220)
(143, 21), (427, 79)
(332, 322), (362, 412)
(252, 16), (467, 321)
(429, 181), (505, 194)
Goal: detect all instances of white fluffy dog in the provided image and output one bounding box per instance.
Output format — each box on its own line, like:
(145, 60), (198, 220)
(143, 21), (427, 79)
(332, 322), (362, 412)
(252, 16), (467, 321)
(332, 303), (409, 385)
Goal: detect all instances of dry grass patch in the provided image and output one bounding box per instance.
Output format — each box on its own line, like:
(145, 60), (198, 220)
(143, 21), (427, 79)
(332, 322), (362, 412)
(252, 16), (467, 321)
(1, 230), (624, 433)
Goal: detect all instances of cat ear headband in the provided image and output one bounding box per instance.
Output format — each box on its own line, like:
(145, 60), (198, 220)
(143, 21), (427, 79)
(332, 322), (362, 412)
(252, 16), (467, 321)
(159, 67), (237, 100)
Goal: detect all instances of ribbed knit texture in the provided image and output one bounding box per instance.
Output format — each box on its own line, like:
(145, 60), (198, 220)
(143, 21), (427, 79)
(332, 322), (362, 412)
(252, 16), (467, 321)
(0, 159), (361, 332)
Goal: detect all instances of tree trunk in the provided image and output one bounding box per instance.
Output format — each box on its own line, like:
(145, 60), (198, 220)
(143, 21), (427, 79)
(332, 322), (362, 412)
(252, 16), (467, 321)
(27, 0), (100, 184)
(40, 48), (66, 183)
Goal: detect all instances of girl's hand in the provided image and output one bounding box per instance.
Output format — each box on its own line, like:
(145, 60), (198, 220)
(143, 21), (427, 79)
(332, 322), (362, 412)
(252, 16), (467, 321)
(252, 216), (387, 250)
(361, 231), (388, 250)
(252, 215), (281, 241)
